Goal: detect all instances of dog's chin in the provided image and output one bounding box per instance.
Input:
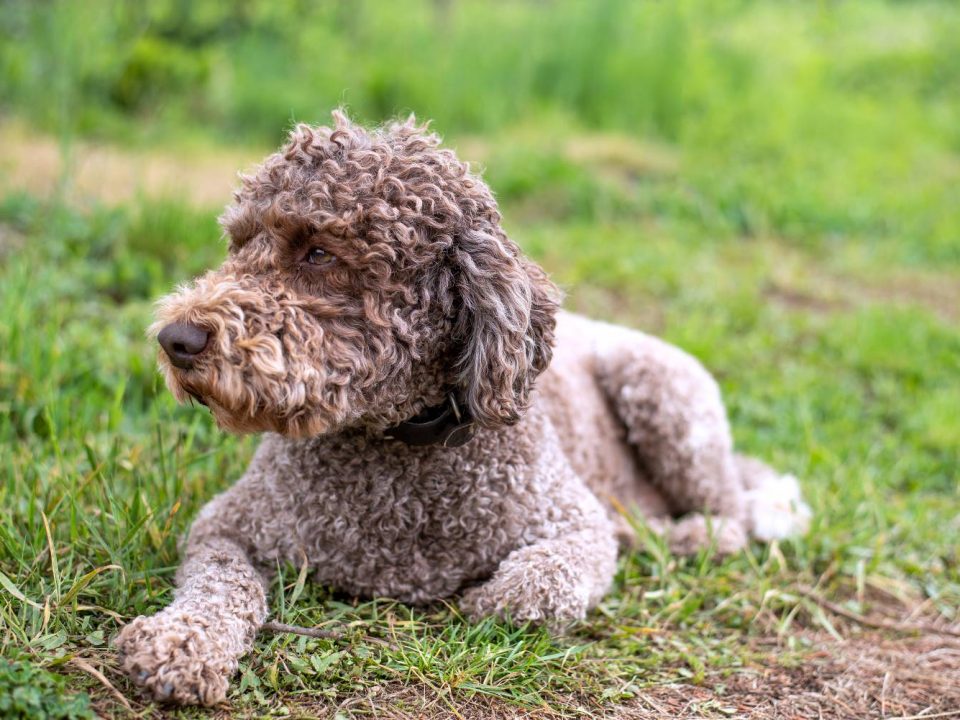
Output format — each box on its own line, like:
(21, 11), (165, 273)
(204, 400), (276, 434)
(191, 393), (338, 439)
(159, 360), (345, 439)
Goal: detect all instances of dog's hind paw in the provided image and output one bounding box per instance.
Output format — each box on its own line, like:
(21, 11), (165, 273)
(745, 473), (812, 542)
(735, 455), (811, 542)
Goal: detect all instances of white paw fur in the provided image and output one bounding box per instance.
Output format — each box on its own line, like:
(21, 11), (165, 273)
(745, 472), (812, 541)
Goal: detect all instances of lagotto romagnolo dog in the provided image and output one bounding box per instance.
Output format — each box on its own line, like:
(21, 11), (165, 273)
(115, 111), (811, 705)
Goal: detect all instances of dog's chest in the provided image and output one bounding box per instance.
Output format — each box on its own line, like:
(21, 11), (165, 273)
(281, 437), (534, 602)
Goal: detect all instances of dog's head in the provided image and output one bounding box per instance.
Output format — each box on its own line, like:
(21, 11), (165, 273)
(152, 111), (559, 438)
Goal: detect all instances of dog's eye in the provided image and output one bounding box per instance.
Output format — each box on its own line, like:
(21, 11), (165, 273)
(304, 247), (335, 266)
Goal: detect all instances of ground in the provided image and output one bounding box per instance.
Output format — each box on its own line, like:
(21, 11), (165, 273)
(1, 121), (958, 719)
(1, 1), (959, 717)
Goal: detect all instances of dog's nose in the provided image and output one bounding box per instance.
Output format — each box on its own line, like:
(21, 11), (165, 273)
(157, 323), (209, 369)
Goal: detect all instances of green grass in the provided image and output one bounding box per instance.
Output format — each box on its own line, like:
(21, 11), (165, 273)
(1, 0), (959, 717)
(1, 187), (957, 716)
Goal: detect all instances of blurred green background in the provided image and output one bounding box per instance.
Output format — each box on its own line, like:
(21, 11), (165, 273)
(3, 0), (960, 260)
(4, 0), (960, 256)
(1, 0), (958, 716)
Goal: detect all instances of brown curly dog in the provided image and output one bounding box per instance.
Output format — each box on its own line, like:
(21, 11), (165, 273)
(115, 111), (810, 705)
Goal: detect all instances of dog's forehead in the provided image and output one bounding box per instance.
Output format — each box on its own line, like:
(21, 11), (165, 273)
(221, 124), (481, 269)
(234, 143), (390, 216)
(228, 171), (423, 246)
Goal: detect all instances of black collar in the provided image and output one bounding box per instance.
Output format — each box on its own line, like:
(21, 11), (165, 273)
(383, 393), (476, 448)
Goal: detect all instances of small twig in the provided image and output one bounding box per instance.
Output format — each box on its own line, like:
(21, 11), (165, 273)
(261, 620), (394, 648)
(69, 657), (134, 712)
(881, 671), (892, 717)
(797, 586), (960, 638)
(887, 710), (960, 720)
(262, 620), (341, 640)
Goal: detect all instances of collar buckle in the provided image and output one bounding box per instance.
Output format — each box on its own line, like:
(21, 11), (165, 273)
(384, 393), (475, 448)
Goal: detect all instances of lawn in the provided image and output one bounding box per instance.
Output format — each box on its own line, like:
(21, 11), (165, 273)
(1, 1), (958, 718)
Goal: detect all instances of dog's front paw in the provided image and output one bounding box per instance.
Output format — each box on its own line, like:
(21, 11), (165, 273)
(460, 549), (593, 626)
(115, 610), (238, 706)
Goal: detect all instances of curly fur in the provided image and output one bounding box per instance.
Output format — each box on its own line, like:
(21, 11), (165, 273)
(115, 111), (810, 706)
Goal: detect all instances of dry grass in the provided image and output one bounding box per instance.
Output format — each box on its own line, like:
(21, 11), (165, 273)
(0, 120), (261, 208)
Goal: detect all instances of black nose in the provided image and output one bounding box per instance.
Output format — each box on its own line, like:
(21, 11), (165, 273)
(157, 323), (209, 369)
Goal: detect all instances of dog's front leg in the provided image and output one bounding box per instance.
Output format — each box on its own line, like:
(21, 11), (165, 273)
(115, 508), (268, 706)
(460, 462), (618, 625)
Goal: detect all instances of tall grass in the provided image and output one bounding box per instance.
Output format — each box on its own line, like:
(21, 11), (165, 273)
(3, 0), (960, 143)
(3, 0), (959, 262)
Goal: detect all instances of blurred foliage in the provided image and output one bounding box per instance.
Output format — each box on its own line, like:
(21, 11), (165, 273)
(4, 0), (960, 142)
(0, 660), (92, 720)
(2, 0), (958, 263)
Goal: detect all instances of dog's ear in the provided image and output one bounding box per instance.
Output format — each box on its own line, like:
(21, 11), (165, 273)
(450, 227), (559, 427)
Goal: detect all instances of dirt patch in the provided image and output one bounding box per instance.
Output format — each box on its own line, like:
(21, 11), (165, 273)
(763, 283), (851, 315)
(617, 635), (960, 719)
(855, 273), (960, 324)
(565, 285), (668, 335)
(87, 680), (569, 719)
(0, 121), (681, 213)
(564, 134), (679, 189)
(764, 270), (960, 325)
(0, 119), (262, 208)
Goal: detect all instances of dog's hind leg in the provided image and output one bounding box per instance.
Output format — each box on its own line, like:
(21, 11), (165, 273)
(115, 491), (270, 706)
(596, 331), (806, 554)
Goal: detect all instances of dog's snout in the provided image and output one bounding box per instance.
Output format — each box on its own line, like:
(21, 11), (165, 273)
(158, 323), (209, 369)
